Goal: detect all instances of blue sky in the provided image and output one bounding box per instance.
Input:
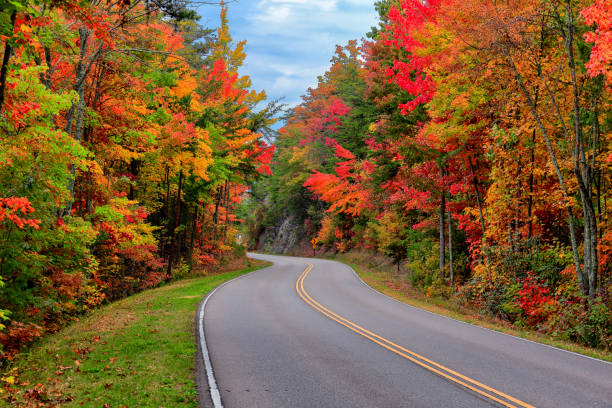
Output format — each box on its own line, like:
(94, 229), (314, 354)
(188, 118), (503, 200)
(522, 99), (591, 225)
(197, 1), (378, 109)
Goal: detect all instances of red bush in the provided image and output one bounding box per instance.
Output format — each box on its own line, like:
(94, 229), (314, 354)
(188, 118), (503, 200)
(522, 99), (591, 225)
(514, 273), (557, 326)
(0, 322), (43, 359)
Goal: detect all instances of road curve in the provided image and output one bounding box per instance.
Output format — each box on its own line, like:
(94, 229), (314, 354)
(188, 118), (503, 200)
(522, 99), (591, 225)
(201, 254), (612, 408)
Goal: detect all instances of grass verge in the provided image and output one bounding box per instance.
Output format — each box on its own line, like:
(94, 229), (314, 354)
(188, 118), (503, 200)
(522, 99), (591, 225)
(325, 253), (612, 363)
(2, 260), (270, 407)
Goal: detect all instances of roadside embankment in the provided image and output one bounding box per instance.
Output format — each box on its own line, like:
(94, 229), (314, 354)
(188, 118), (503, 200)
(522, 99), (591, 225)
(1, 260), (269, 407)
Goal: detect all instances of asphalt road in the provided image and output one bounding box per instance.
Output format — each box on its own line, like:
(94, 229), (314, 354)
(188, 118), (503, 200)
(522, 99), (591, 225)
(201, 254), (612, 408)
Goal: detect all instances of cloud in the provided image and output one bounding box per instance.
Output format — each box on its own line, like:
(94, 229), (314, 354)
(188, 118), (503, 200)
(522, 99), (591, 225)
(251, 0), (372, 35)
(198, 0), (377, 112)
(253, 0), (340, 23)
(253, 5), (292, 22)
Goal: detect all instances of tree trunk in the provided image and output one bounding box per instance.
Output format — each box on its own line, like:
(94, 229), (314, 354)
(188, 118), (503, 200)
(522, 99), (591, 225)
(514, 157), (523, 242)
(448, 208), (453, 287)
(224, 181), (230, 243)
(527, 129), (536, 239)
(200, 205), (207, 248)
(161, 165), (170, 259)
(213, 185), (222, 241)
(165, 166), (170, 219)
(564, 4), (598, 297)
(468, 158), (486, 237)
(128, 159), (138, 200)
(63, 28), (94, 216)
(189, 205), (198, 268)
(90, 64), (106, 118)
(166, 169), (183, 281)
(593, 102), (602, 242)
(439, 167), (446, 275)
(505, 48), (587, 296)
(41, 46), (52, 89)
(175, 170), (183, 232)
(0, 11), (16, 114)
(527, 16), (546, 239)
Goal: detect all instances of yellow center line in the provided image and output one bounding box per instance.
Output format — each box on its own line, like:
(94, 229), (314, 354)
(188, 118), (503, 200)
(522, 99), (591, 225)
(295, 263), (536, 408)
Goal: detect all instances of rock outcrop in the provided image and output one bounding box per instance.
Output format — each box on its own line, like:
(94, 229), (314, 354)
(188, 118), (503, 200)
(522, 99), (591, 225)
(257, 216), (303, 254)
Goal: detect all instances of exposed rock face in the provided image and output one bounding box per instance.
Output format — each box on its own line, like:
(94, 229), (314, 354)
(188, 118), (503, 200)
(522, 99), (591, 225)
(257, 216), (303, 254)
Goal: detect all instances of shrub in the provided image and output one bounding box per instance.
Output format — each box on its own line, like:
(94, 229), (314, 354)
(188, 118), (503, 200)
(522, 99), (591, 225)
(514, 273), (558, 327)
(482, 237), (570, 289)
(406, 237), (439, 289)
(0, 322), (42, 360)
(548, 298), (612, 349)
(92, 198), (163, 300)
(425, 274), (452, 299)
(457, 275), (517, 320)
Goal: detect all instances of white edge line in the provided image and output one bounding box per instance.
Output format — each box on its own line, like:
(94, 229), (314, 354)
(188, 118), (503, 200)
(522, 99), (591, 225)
(340, 261), (612, 366)
(198, 262), (274, 408)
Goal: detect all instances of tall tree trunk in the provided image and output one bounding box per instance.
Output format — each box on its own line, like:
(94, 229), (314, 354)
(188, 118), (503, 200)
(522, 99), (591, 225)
(439, 167), (446, 275)
(166, 201), (174, 280)
(200, 205), (207, 248)
(468, 158), (486, 237)
(505, 48), (587, 296)
(165, 166), (170, 219)
(189, 205), (198, 268)
(514, 157), (523, 242)
(448, 208), (453, 287)
(593, 103), (602, 242)
(528, 16), (545, 239)
(596, 173), (602, 241)
(213, 185), (222, 241)
(41, 46), (52, 89)
(63, 28), (95, 216)
(161, 165), (170, 259)
(166, 169), (183, 280)
(90, 64), (106, 118)
(563, 3), (598, 297)
(527, 129), (536, 239)
(86, 171), (93, 214)
(175, 170), (183, 235)
(224, 181), (230, 243)
(0, 11), (16, 114)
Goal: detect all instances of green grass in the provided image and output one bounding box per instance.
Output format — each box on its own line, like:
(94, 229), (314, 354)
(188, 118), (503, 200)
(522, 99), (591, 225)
(325, 253), (612, 363)
(2, 261), (270, 407)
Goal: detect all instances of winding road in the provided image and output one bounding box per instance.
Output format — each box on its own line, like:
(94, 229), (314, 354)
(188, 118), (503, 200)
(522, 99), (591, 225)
(199, 254), (612, 408)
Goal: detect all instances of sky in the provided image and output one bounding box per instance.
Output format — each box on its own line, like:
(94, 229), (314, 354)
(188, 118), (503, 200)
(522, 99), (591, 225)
(197, 0), (379, 110)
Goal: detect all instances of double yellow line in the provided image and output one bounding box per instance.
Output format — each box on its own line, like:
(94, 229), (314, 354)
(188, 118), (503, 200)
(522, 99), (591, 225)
(296, 263), (536, 408)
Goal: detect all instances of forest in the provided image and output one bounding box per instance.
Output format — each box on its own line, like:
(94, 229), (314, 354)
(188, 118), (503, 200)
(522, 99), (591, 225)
(0, 0), (610, 368)
(243, 0), (612, 349)
(0, 0), (276, 360)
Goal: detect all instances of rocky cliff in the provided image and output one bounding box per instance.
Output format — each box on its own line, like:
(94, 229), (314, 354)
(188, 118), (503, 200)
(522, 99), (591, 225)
(257, 216), (305, 254)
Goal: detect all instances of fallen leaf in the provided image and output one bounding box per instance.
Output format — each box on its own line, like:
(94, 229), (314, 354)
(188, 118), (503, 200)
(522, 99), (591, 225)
(1, 376), (15, 384)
